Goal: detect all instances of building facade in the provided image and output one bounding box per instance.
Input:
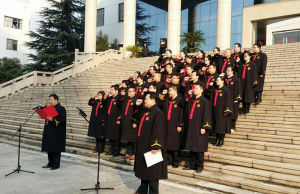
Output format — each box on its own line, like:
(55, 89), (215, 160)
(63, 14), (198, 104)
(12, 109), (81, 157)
(0, 0), (48, 64)
(91, 0), (300, 54)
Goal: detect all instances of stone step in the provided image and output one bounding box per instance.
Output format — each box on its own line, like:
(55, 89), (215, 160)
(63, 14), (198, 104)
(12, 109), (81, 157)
(224, 138), (300, 155)
(227, 132), (300, 145)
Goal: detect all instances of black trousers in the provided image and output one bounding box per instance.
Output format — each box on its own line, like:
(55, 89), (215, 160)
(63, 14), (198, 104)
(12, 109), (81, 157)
(242, 102), (251, 113)
(231, 119), (237, 130)
(255, 91), (263, 102)
(188, 152), (204, 170)
(216, 133), (225, 141)
(137, 179), (159, 194)
(126, 142), (135, 155)
(167, 150), (179, 166)
(96, 138), (105, 153)
(48, 152), (61, 168)
(109, 139), (120, 155)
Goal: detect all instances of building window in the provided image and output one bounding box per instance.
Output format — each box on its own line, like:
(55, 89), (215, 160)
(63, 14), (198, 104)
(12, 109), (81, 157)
(118, 3), (124, 23)
(6, 39), (18, 51)
(4, 16), (22, 29)
(97, 8), (104, 27)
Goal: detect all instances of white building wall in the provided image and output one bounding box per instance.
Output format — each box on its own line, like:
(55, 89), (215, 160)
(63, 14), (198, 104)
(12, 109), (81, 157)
(266, 16), (300, 46)
(97, 0), (124, 44)
(0, 0), (48, 65)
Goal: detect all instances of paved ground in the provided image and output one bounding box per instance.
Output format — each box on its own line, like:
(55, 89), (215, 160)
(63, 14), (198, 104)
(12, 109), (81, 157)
(0, 143), (215, 194)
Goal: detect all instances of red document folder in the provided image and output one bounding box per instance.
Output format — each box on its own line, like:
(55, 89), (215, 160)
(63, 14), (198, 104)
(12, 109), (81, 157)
(35, 105), (58, 119)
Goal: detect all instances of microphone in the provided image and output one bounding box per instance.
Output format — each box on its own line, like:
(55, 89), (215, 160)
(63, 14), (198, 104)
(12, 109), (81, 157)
(76, 106), (87, 117)
(32, 105), (45, 110)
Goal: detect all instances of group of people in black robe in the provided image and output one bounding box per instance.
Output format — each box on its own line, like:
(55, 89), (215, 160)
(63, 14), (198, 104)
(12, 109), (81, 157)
(87, 42), (267, 194)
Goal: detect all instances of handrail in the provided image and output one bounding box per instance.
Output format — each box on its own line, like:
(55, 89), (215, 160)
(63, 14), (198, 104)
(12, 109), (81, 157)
(0, 49), (123, 99)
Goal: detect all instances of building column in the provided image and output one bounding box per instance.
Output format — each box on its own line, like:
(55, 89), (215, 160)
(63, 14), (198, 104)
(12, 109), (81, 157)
(123, 0), (136, 49)
(216, 0), (232, 50)
(188, 3), (198, 32)
(167, 0), (181, 55)
(84, 0), (97, 53)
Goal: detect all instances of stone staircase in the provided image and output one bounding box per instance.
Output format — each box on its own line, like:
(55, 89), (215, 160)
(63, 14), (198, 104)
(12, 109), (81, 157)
(1, 43), (300, 193)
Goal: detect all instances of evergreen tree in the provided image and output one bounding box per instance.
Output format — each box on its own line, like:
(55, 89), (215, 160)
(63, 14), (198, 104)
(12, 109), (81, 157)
(0, 58), (23, 84)
(26, 0), (84, 72)
(96, 30), (109, 52)
(136, 2), (155, 46)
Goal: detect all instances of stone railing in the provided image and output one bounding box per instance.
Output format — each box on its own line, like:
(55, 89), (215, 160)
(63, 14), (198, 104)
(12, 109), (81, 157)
(0, 49), (123, 99)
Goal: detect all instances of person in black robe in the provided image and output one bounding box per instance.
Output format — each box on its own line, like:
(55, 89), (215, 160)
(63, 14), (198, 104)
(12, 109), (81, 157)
(225, 66), (241, 132)
(121, 87), (139, 160)
(87, 91), (107, 153)
(218, 49), (235, 75)
(183, 83), (212, 173)
(212, 76), (233, 147)
(104, 84), (122, 157)
(41, 94), (66, 170)
(161, 85), (184, 168)
(204, 64), (218, 100)
(238, 51), (258, 114)
(211, 47), (221, 67)
(134, 93), (167, 194)
(252, 43), (268, 104)
(232, 43), (244, 73)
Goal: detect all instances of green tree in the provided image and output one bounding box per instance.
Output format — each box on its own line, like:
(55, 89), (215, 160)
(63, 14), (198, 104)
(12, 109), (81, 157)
(180, 31), (206, 53)
(110, 38), (119, 50)
(136, 2), (155, 46)
(26, 0), (84, 72)
(0, 58), (23, 84)
(96, 30), (109, 52)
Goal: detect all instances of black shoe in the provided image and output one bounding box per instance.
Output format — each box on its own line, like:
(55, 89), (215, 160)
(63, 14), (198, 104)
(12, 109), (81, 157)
(213, 140), (220, 146)
(172, 164), (179, 168)
(105, 152), (112, 155)
(217, 140), (224, 147)
(112, 153), (119, 157)
(42, 164), (51, 168)
(183, 167), (191, 170)
(50, 167), (59, 170)
(195, 167), (203, 173)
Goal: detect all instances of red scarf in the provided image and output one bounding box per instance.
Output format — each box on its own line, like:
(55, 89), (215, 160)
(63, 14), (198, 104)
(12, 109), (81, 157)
(242, 64), (247, 79)
(95, 102), (101, 116)
(214, 90), (219, 107)
(167, 101), (173, 120)
(221, 59), (228, 73)
(253, 54), (257, 62)
(107, 99), (114, 115)
(125, 100), (131, 116)
(189, 100), (197, 120)
(206, 76), (212, 89)
(138, 113), (146, 136)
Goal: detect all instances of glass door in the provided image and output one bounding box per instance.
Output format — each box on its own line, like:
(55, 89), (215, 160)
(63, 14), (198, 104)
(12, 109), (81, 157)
(273, 30), (300, 45)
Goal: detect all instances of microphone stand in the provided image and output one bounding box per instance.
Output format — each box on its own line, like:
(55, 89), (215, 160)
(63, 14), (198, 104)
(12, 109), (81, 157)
(75, 106), (113, 193)
(5, 110), (36, 177)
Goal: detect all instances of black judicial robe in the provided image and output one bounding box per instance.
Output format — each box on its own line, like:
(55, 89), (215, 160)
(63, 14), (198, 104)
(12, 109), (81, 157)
(104, 95), (122, 140)
(238, 61), (258, 103)
(185, 96), (212, 152)
(87, 98), (107, 138)
(211, 54), (221, 67)
(225, 75), (242, 121)
(252, 51), (268, 92)
(163, 96), (184, 151)
(212, 86), (233, 134)
(121, 96), (138, 143)
(218, 56), (235, 74)
(204, 73), (218, 100)
(134, 105), (167, 180)
(42, 103), (66, 152)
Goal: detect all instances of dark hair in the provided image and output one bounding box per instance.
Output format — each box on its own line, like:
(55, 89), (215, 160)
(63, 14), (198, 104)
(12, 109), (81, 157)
(49, 94), (59, 101)
(168, 84), (178, 92)
(197, 50), (205, 60)
(192, 70), (200, 77)
(187, 65), (194, 70)
(244, 51), (251, 57)
(226, 66), (234, 71)
(97, 91), (105, 97)
(166, 49), (172, 54)
(171, 73), (180, 77)
(111, 84), (119, 91)
(214, 47), (220, 52)
(253, 43), (262, 49)
(145, 92), (158, 100)
(166, 63), (173, 68)
(234, 43), (241, 48)
(137, 75), (144, 80)
(208, 64), (216, 68)
(194, 82), (205, 89)
(149, 83), (158, 89)
(217, 75), (225, 82)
